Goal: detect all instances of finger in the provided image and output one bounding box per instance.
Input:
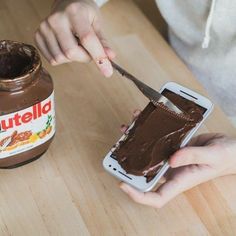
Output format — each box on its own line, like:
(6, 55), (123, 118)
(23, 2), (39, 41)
(104, 47), (116, 60)
(169, 146), (214, 168)
(35, 31), (56, 65)
(152, 164), (215, 207)
(159, 176), (167, 184)
(120, 124), (128, 133)
(121, 164), (211, 208)
(188, 133), (225, 147)
(39, 21), (70, 65)
(93, 15), (116, 60)
(70, 14), (113, 77)
(120, 183), (162, 208)
(120, 110), (141, 134)
(95, 30), (116, 60)
(50, 20), (91, 63)
(80, 29), (113, 77)
(93, 23), (116, 60)
(133, 110), (141, 120)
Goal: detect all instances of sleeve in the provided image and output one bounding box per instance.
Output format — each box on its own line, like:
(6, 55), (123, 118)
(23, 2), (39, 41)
(94, 0), (109, 7)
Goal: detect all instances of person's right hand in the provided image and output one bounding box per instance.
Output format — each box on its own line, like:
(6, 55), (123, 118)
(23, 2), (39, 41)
(119, 110), (236, 208)
(35, 0), (115, 77)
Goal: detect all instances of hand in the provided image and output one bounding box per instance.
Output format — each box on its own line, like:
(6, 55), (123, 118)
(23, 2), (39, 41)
(119, 110), (236, 208)
(35, 0), (115, 77)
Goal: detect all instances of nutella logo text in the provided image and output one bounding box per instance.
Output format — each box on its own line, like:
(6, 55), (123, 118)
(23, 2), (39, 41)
(0, 101), (51, 131)
(0, 92), (55, 159)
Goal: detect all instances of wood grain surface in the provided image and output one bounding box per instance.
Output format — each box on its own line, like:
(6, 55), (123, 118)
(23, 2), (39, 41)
(0, 0), (236, 235)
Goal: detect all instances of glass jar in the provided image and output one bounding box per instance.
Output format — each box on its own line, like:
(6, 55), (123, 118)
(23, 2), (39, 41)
(0, 40), (55, 168)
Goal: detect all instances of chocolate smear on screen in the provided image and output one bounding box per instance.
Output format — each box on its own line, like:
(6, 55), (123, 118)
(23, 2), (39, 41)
(113, 90), (205, 182)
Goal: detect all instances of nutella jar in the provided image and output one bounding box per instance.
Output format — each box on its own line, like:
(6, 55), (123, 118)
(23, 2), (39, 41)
(0, 40), (55, 168)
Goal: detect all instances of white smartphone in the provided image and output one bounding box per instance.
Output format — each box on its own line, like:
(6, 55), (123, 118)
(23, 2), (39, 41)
(103, 82), (214, 192)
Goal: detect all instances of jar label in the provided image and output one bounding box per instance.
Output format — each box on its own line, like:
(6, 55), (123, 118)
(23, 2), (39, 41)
(0, 92), (55, 159)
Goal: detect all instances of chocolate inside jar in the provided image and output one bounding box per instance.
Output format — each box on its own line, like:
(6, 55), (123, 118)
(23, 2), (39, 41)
(113, 90), (206, 182)
(0, 41), (35, 79)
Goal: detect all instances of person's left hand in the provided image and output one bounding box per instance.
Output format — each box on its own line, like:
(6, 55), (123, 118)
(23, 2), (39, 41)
(119, 111), (236, 208)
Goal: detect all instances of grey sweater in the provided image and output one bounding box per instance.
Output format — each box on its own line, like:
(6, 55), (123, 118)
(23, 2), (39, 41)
(96, 0), (236, 126)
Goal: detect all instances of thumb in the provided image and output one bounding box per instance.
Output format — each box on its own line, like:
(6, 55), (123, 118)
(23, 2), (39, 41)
(119, 164), (210, 208)
(169, 146), (214, 168)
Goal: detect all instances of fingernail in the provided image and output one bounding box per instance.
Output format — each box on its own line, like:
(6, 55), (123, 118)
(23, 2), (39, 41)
(96, 58), (113, 77)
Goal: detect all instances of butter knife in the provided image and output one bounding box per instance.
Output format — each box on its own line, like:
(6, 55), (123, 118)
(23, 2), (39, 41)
(111, 61), (184, 115)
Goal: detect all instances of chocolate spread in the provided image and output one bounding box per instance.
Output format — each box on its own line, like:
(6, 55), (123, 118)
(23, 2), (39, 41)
(0, 40), (55, 168)
(113, 90), (205, 182)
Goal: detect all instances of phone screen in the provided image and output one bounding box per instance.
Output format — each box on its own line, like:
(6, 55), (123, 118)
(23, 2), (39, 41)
(111, 89), (207, 183)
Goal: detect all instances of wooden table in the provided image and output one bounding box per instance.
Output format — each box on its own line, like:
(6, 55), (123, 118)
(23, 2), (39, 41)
(1, 0), (236, 235)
